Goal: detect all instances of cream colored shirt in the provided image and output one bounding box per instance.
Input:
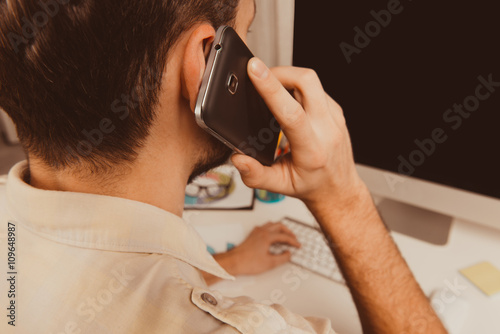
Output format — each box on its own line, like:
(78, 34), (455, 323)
(0, 161), (335, 334)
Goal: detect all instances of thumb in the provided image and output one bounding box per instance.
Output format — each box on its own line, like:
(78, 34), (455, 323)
(231, 154), (268, 189)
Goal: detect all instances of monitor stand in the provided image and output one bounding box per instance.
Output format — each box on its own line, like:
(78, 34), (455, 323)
(377, 198), (453, 246)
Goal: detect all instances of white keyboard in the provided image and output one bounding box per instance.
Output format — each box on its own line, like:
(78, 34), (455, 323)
(270, 217), (345, 285)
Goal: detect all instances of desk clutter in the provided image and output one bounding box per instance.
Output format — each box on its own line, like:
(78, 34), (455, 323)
(184, 164), (255, 210)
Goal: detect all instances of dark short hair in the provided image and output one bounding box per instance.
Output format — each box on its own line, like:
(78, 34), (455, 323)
(0, 0), (239, 172)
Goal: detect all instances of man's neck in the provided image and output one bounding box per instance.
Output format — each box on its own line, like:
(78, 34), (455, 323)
(28, 148), (191, 217)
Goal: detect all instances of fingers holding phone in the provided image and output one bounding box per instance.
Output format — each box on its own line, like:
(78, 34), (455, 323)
(231, 57), (364, 205)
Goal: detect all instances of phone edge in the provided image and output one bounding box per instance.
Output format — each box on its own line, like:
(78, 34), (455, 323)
(194, 25), (246, 156)
(194, 26), (226, 132)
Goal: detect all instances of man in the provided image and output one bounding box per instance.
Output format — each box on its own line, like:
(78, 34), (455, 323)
(0, 0), (447, 333)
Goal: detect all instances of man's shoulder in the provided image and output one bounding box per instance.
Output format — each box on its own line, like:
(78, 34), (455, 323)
(8, 250), (243, 333)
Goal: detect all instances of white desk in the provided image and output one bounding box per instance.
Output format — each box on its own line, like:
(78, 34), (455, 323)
(184, 195), (500, 334)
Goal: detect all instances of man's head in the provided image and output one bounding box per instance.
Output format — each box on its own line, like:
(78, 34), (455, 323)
(0, 0), (255, 180)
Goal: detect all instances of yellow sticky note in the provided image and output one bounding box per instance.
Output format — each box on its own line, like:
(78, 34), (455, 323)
(460, 262), (500, 296)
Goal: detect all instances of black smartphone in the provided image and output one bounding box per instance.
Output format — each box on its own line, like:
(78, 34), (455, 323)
(195, 26), (282, 166)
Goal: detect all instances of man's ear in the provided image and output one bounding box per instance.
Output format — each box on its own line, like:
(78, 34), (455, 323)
(181, 24), (216, 112)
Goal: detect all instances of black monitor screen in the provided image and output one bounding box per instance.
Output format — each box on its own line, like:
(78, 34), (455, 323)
(293, 0), (500, 199)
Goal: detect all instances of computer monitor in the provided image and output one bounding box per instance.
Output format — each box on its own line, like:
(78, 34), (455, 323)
(293, 0), (500, 239)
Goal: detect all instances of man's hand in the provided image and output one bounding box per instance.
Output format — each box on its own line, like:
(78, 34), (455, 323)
(202, 222), (301, 286)
(231, 58), (364, 207)
(228, 222), (301, 275)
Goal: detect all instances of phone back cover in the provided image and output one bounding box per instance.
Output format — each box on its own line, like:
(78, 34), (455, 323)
(201, 27), (280, 166)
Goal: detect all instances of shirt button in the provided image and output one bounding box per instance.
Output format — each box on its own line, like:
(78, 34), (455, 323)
(201, 293), (218, 306)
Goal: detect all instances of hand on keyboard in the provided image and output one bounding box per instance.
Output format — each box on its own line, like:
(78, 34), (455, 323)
(270, 217), (345, 284)
(224, 221), (301, 276)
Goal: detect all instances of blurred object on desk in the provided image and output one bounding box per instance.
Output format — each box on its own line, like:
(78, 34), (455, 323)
(255, 189), (285, 203)
(184, 164), (255, 210)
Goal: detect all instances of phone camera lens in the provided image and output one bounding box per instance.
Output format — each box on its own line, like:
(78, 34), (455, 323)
(227, 73), (238, 95)
(214, 44), (222, 51)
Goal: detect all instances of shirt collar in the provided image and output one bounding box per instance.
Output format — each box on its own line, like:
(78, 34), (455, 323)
(6, 161), (234, 281)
